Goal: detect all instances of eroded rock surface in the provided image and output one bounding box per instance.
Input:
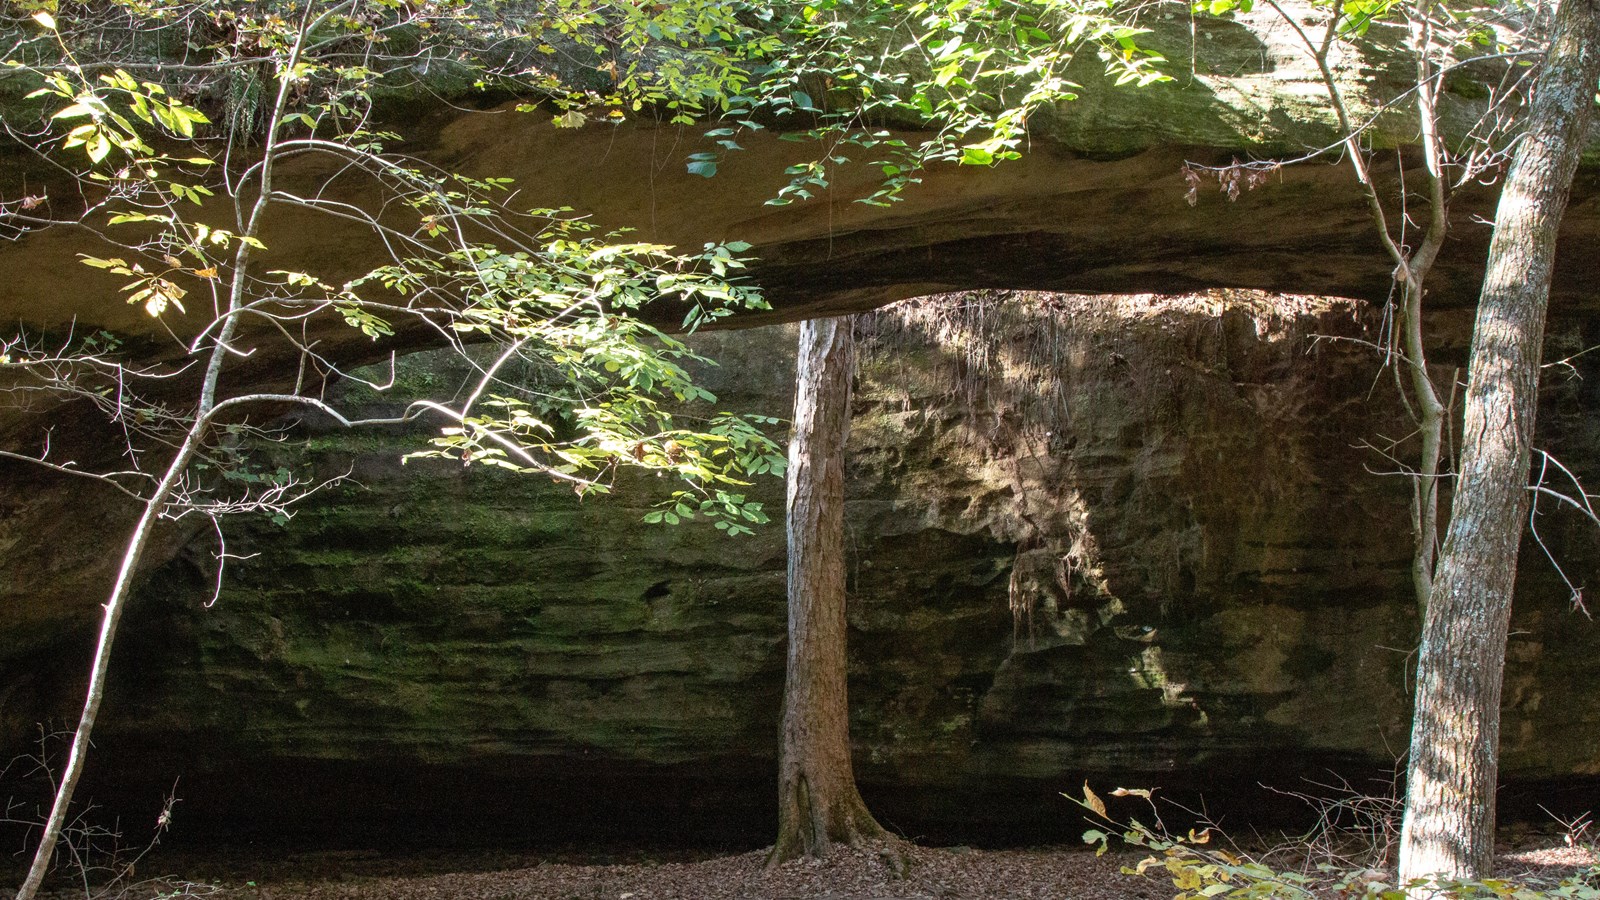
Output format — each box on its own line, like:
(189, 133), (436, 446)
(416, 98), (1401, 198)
(4, 2), (1600, 693)
(12, 291), (1592, 847)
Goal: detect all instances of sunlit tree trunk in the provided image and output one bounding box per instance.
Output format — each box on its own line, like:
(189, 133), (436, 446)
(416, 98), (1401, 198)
(1398, 0), (1600, 886)
(770, 317), (895, 866)
(15, 433), (202, 900)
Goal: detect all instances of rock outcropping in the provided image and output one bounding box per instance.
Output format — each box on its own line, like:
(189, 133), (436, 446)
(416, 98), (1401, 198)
(12, 291), (1592, 848)
(4, 1), (1599, 722)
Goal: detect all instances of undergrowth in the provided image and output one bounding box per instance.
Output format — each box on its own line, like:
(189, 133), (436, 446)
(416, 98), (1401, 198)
(1075, 783), (1600, 900)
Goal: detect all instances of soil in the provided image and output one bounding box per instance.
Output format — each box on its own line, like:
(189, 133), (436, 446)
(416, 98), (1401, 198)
(24, 841), (1594, 900)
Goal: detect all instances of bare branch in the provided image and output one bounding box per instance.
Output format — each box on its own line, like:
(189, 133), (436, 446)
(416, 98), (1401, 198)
(0, 450), (152, 502)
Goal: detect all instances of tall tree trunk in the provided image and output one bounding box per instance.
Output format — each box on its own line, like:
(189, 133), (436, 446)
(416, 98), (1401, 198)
(770, 317), (894, 866)
(1397, 0), (1600, 886)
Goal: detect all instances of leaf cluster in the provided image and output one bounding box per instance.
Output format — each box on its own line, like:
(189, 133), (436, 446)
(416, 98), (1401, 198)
(3, 0), (793, 536)
(1075, 785), (1600, 900)
(384, 218), (784, 526)
(681, 0), (1171, 205)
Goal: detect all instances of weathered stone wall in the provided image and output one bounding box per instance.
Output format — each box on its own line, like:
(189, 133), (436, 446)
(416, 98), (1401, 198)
(5, 1), (1600, 685)
(7, 290), (1599, 847)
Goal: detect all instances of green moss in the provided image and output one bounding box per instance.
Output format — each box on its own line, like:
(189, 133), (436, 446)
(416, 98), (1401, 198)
(96, 299), (1600, 811)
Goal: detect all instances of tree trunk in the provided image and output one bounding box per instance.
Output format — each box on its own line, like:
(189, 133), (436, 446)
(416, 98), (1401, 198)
(16, 428), (205, 900)
(1397, 0), (1600, 886)
(770, 317), (895, 867)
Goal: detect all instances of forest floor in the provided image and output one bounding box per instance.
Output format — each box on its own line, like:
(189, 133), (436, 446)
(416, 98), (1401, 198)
(37, 840), (1594, 900)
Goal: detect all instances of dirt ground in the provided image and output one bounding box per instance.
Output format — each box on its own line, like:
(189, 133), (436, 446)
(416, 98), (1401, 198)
(30, 841), (1592, 900)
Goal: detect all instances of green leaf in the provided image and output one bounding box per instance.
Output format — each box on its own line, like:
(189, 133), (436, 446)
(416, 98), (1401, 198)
(51, 103), (95, 121)
(85, 132), (111, 163)
(686, 151), (719, 178)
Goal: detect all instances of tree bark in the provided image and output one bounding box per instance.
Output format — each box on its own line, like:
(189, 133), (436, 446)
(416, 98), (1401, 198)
(1397, 0), (1600, 886)
(770, 317), (895, 867)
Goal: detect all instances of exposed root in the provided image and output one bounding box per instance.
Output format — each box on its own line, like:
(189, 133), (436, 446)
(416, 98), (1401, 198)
(767, 834), (915, 880)
(768, 777), (909, 873)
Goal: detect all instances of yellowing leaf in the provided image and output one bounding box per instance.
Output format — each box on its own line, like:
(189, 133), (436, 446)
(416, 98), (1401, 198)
(32, 11), (57, 30)
(1083, 783), (1107, 818)
(1171, 861), (1203, 890)
(131, 279), (186, 317)
(193, 267), (218, 279)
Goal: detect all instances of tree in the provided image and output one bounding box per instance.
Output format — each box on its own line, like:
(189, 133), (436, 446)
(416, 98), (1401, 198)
(771, 315), (901, 866)
(1190, 0), (1547, 616)
(1180, 0), (1596, 884)
(1397, 0), (1600, 884)
(724, 0), (1169, 865)
(1, 4), (782, 896)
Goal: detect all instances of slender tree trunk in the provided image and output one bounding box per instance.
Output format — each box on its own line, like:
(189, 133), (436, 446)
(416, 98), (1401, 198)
(1398, 0), (1600, 886)
(1400, 0), (1450, 617)
(16, 20), (310, 892)
(1278, 0), (1452, 615)
(1402, 274), (1446, 615)
(770, 317), (895, 867)
(16, 430), (204, 900)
